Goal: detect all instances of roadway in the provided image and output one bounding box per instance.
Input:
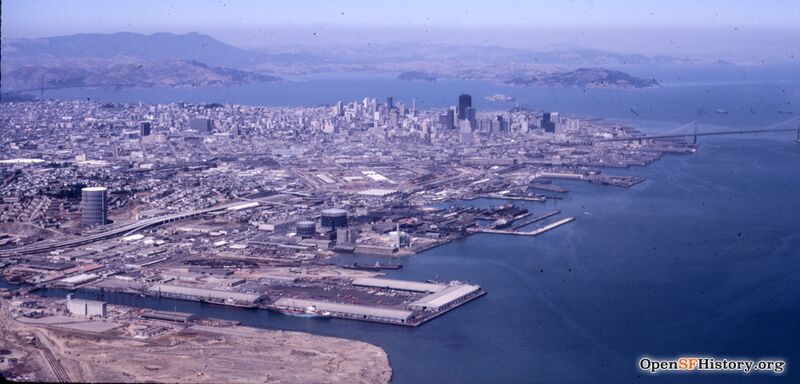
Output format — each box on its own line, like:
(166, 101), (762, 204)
(0, 201), (248, 257)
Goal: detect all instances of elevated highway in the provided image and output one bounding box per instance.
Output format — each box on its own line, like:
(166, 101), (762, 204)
(0, 202), (248, 257)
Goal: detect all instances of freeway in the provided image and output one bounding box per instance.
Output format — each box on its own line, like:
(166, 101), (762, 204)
(0, 202), (249, 257)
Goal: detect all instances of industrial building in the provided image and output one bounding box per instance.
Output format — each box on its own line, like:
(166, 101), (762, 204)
(146, 284), (265, 307)
(272, 298), (414, 325)
(81, 187), (107, 226)
(66, 294), (107, 317)
(295, 220), (316, 237)
(140, 310), (195, 323)
(352, 277), (445, 293)
(409, 284), (482, 311)
(320, 208), (348, 229)
(58, 273), (101, 288)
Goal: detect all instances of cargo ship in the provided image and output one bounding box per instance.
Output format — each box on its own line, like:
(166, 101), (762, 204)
(268, 304), (332, 318)
(340, 262), (403, 270)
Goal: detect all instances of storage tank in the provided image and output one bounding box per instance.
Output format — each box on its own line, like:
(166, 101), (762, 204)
(81, 187), (107, 226)
(320, 208), (348, 229)
(296, 220), (316, 238)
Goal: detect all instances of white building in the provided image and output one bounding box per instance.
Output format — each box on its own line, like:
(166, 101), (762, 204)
(66, 294), (107, 318)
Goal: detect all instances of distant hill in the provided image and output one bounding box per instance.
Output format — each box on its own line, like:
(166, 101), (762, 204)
(1, 59), (280, 91)
(1, 32), (673, 90)
(505, 68), (658, 89)
(2, 32), (261, 69)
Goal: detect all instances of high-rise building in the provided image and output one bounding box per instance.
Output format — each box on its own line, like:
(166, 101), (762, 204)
(335, 101), (344, 116)
(189, 117), (212, 133)
(439, 108), (455, 130)
(140, 122), (151, 136)
(542, 113), (556, 133)
(386, 96), (394, 110)
(81, 187), (107, 227)
(466, 107), (477, 129)
(458, 94), (472, 120)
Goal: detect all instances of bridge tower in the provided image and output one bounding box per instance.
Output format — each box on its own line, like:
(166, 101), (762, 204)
(693, 123), (698, 145)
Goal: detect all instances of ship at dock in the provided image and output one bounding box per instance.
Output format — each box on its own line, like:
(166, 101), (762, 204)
(268, 304), (332, 319)
(340, 261), (403, 271)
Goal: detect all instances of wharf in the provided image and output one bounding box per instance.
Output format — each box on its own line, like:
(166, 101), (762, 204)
(529, 183), (569, 193)
(511, 210), (561, 230)
(468, 217), (575, 236)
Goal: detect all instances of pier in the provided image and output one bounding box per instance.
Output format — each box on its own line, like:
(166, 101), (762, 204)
(469, 217), (575, 236)
(512, 210), (561, 230)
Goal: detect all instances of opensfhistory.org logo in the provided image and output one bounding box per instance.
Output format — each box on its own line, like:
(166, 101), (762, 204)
(639, 356), (785, 374)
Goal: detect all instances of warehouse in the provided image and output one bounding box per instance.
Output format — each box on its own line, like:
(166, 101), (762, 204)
(352, 277), (445, 293)
(273, 298), (413, 325)
(147, 284), (265, 307)
(58, 273), (101, 288)
(409, 284), (482, 311)
(140, 310), (195, 323)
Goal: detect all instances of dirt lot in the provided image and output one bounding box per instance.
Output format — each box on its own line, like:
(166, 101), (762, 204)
(0, 301), (391, 383)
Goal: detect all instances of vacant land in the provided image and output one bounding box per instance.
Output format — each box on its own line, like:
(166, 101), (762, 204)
(0, 301), (391, 383)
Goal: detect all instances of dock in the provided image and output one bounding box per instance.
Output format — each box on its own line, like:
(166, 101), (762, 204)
(512, 210), (561, 230)
(468, 217), (575, 236)
(481, 194), (547, 202)
(529, 183), (569, 193)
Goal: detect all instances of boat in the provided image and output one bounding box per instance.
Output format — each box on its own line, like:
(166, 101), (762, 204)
(492, 217), (512, 229)
(715, 109), (728, 114)
(268, 304), (332, 319)
(778, 109), (794, 114)
(340, 261), (403, 270)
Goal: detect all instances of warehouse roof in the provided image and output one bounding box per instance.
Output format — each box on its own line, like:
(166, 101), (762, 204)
(410, 284), (481, 310)
(273, 298), (413, 321)
(352, 277), (445, 293)
(147, 284), (263, 303)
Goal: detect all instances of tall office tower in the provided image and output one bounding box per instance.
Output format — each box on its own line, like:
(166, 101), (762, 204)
(189, 117), (212, 133)
(386, 96), (394, 110)
(541, 113), (556, 133)
(495, 115), (508, 132)
(81, 187), (107, 227)
(411, 98), (417, 116)
(466, 107), (477, 129)
(550, 112), (560, 133)
(440, 108), (455, 130)
(458, 94), (472, 120)
(336, 101), (344, 116)
(139, 122), (151, 136)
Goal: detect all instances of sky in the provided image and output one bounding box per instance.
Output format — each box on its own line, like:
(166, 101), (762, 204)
(3, 0), (799, 58)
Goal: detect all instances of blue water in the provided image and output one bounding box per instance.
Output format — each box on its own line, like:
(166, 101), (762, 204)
(14, 77), (800, 382)
(29, 75), (800, 129)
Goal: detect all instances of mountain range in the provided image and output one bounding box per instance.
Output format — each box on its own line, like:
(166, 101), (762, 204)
(0, 32), (684, 91)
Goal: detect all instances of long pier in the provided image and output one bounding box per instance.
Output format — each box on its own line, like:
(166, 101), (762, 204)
(469, 217), (575, 236)
(512, 210), (561, 230)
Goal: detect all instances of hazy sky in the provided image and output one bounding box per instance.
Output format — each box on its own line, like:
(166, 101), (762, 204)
(3, 0), (799, 58)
